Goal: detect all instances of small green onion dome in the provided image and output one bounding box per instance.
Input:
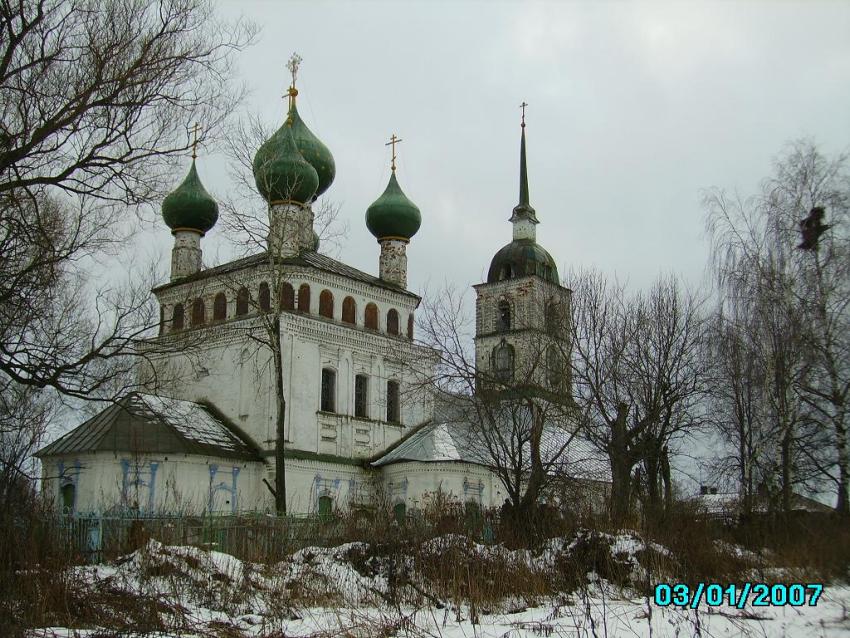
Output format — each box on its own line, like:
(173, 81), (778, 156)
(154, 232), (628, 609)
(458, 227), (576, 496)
(487, 239), (559, 284)
(366, 172), (421, 241)
(252, 120), (319, 204)
(287, 101), (336, 197)
(161, 160), (219, 234)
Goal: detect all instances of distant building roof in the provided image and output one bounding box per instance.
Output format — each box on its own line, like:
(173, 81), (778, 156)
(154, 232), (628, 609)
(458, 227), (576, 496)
(35, 393), (261, 461)
(152, 249), (420, 300)
(694, 491), (834, 516)
(371, 395), (610, 482)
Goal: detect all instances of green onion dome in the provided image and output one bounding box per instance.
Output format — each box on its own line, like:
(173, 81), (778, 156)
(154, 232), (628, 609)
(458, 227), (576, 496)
(287, 101), (336, 197)
(487, 239), (559, 284)
(252, 120), (319, 204)
(366, 172), (421, 241)
(161, 160), (219, 234)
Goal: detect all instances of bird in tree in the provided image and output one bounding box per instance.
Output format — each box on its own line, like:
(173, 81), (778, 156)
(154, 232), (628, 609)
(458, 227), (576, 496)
(798, 206), (831, 250)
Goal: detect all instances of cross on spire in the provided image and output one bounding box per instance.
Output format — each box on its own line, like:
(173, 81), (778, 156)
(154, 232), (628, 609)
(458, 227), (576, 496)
(520, 101), (528, 128)
(385, 133), (403, 172)
(189, 121), (201, 159)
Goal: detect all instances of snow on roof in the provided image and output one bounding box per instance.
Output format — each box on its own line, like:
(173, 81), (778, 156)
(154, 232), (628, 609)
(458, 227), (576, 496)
(36, 393), (260, 460)
(371, 397), (610, 482)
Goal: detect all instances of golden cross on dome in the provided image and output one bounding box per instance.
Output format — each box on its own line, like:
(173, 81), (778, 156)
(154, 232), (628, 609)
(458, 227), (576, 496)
(520, 101), (528, 128)
(385, 133), (403, 172)
(284, 53), (303, 110)
(287, 52), (303, 89)
(189, 121), (201, 159)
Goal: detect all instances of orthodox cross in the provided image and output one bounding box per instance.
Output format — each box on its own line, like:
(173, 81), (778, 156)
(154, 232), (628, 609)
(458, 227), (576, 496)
(520, 101), (528, 128)
(287, 52), (303, 88)
(385, 133), (403, 172)
(285, 53), (303, 110)
(189, 121), (201, 159)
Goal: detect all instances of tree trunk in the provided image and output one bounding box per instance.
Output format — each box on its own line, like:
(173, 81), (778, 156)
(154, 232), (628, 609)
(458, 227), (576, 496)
(519, 403), (546, 526)
(661, 446), (672, 515)
(780, 418), (792, 515)
(272, 319), (287, 516)
(608, 402), (632, 525)
(835, 408), (849, 515)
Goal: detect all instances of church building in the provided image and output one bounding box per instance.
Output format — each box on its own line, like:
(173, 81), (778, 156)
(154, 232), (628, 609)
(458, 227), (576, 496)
(36, 61), (606, 518)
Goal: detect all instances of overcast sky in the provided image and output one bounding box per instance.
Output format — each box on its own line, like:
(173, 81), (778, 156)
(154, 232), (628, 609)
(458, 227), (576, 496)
(141, 0), (850, 303)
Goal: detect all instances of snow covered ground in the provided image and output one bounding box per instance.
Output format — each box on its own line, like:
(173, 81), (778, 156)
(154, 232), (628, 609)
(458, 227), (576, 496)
(25, 537), (850, 637)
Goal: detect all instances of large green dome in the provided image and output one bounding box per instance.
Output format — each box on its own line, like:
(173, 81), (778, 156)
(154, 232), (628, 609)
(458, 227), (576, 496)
(487, 239), (559, 284)
(161, 160), (219, 234)
(366, 172), (421, 240)
(252, 120), (319, 204)
(287, 101), (335, 197)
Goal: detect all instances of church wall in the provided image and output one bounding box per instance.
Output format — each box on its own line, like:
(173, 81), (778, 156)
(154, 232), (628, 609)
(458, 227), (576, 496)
(146, 263), (436, 463)
(41, 452), (266, 515)
(379, 461), (504, 511)
(274, 456), (372, 514)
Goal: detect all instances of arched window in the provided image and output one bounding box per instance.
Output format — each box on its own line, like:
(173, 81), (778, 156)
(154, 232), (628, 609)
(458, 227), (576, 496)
(497, 300), (511, 331)
(60, 483), (75, 514)
(386, 380), (400, 423)
(191, 298), (205, 326)
(321, 368), (336, 412)
(545, 300), (561, 334)
(319, 289), (334, 319)
(213, 293), (227, 321)
(547, 346), (564, 390)
(172, 304), (184, 331)
(318, 494), (333, 520)
(342, 296), (356, 324)
(387, 309), (399, 335)
(499, 264), (513, 280)
(492, 340), (514, 382)
(259, 282), (271, 312)
(365, 303), (378, 330)
(393, 502), (406, 524)
(280, 282), (295, 311)
(298, 284), (311, 313)
(235, 287), (250, 316)
(355, 374), (369, 418)
(407, 314), (414, 339)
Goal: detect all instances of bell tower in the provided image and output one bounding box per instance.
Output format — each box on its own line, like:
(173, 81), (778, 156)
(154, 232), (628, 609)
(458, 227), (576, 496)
(473, 105), (571, 394)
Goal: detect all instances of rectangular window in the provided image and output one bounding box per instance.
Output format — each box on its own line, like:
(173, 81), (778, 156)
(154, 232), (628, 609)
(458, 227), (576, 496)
(355, 375), (369, 418)
(321, 368), (336, 412)
(386, 380), (400, 424)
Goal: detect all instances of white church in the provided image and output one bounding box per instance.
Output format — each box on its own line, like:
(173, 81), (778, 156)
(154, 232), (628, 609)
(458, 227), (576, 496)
(37, 63), (606, 518)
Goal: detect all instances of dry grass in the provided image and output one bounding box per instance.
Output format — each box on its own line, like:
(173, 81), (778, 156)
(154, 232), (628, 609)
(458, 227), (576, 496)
(6, 496), (850, 637)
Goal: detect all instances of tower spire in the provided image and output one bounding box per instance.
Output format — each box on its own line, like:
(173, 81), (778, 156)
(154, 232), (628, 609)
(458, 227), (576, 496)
(510, 101), (538, 237)
(518, 102), (529, 208)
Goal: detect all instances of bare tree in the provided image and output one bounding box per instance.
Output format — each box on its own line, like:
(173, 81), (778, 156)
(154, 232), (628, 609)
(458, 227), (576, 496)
(417, 284), (581, 529)
(0, 0), (255, 400)
(568, 269), (707, 525)
(704, 140), (849, 513)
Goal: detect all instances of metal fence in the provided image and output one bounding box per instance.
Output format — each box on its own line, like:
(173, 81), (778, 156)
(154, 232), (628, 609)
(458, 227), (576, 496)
(56, 512), (379, 563)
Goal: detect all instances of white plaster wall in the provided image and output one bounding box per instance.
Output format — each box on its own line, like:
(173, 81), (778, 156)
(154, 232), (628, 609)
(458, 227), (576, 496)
(380, 461), (506, 511)
(42, 452), (267, 515)
(266, 456), (373, 514)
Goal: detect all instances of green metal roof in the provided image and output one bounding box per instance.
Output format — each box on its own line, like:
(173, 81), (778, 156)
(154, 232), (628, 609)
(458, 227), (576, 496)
(487, 238), (559, 284)
(252, 120), (319, 204)
(161, 160), (219, 234)
(366, 172), (421, 240)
